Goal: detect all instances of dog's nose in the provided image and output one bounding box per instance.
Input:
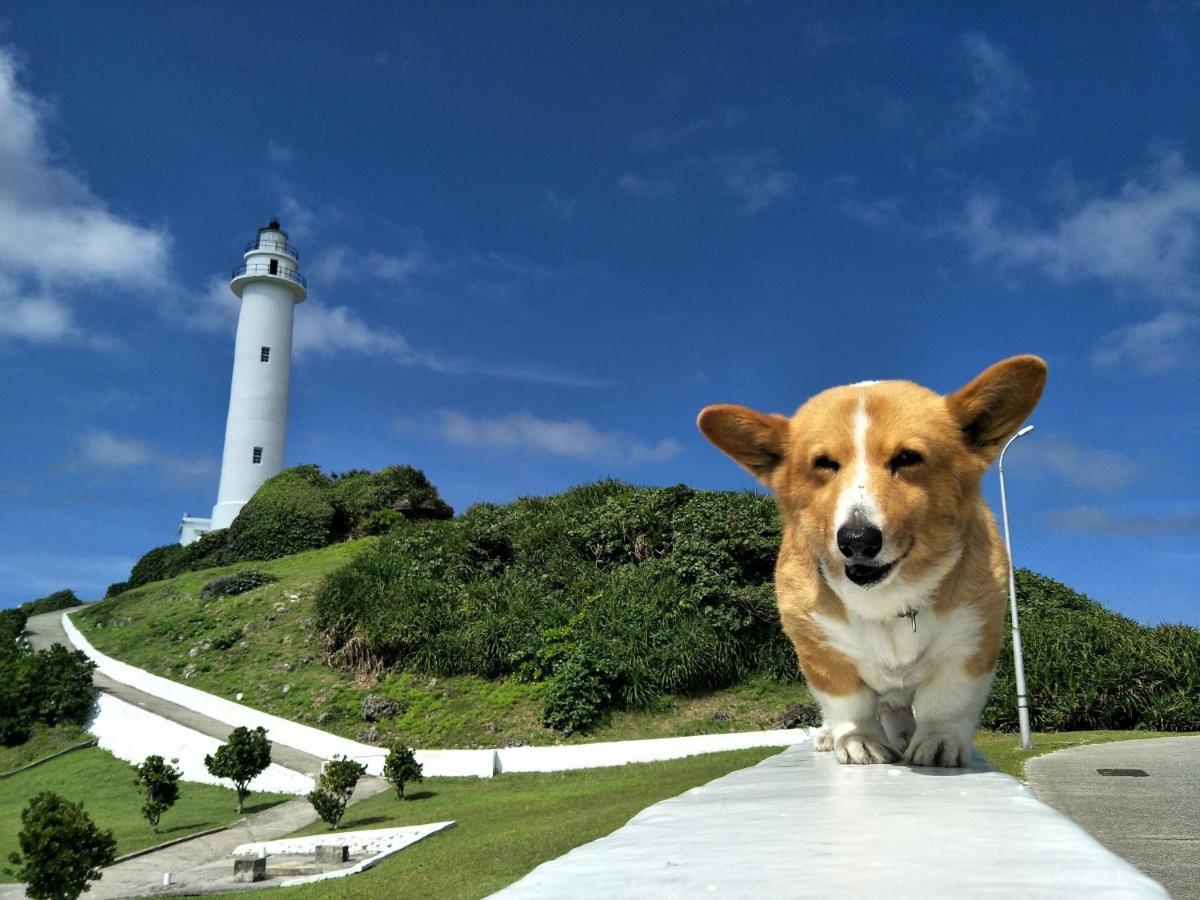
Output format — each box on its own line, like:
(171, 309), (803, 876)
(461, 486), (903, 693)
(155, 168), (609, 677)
(837, 513), (883, 559)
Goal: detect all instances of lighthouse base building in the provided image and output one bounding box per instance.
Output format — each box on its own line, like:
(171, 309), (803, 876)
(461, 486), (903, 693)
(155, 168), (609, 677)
(179, 220), (306, 546)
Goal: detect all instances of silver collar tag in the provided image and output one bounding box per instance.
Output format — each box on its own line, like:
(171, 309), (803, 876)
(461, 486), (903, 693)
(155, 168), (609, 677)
(899, 608), (919, 633)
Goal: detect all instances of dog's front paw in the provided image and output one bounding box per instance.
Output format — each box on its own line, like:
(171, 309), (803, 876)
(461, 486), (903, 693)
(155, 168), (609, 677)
(835, 733), (897, 765)
(902, 730), (972, 767)
(813, 727), (833, 752)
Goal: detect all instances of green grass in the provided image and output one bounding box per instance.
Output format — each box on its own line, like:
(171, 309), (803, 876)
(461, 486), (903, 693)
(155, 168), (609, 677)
(974, 729), (1183, 779)
(0, 745), (289, 882)
(74, 542), (813, 749)
(0, 722), (90, 773)
(279, 747), (779, 899)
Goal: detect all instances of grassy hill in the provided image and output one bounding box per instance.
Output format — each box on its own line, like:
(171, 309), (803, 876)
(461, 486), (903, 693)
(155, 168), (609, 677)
(76, 481), (1199, 750)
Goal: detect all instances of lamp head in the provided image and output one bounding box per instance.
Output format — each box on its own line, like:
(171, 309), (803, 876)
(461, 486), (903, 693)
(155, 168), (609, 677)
(1016, 424), (1035, 438)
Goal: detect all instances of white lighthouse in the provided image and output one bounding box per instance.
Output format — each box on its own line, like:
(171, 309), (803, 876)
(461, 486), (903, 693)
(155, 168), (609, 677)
(179, 220), (306, 544)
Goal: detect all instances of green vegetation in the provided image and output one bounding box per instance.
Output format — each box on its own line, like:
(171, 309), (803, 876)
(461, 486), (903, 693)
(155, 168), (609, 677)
(121, 463), (452, 591)
(280, 748), (779, 900)
(382, 744), (423, 800)
(0, 746), (288, 882)
(77, 480), (1199, 747)
(975, 729), (1183, 779)
(0, 722), (89, 773)
(18, 589), (83, 617)
(205, 726), (272, 813)
(8, 791), (116, 900)
(135, 755), (182, 834)
(200, 569), (278, 599)
(307, 756), (367, 829)
(1, 634), (95, 748)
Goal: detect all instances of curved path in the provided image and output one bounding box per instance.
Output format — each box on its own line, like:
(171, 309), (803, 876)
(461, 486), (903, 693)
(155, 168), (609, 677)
(25, 610), (328, 779)
(8, 610), (390, 899)
(1026, 736), (1200, 900)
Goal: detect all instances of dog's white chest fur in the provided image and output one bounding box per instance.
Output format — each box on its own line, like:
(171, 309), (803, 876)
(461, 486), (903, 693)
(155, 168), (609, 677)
(813, 604), (984, 703)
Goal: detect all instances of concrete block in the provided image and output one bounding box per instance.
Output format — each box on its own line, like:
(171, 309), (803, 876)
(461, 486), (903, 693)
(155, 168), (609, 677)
(315, 844), (348, 864)
(233, 857), (266, 882)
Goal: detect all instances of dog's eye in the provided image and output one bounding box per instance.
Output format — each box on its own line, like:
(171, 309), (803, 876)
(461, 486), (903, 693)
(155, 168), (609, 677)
(889, 449), (923, 473)
(813, 455), (840, 472)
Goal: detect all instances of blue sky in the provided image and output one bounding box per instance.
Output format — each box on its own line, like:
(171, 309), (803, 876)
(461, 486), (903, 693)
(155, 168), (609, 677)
(1, 3), (1197, 624)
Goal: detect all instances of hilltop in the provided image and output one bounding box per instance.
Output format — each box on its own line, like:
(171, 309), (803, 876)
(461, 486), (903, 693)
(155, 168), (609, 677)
(74, 478), (1200, 749)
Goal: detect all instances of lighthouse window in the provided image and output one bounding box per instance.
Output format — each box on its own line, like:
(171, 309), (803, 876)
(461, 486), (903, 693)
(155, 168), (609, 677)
(260, 346), (271, 362)
(269, 259), (279, 275)
(252, 447), (263, 464)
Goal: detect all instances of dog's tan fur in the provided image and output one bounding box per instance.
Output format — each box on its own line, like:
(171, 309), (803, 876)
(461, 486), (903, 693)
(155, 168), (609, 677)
(699, 356), (1046, 766)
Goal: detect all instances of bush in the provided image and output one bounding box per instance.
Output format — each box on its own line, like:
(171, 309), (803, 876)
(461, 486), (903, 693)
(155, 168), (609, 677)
(224, 466), (336, 562)
(200, 569), (278, 599)
(129, 545), (188, 588)
(315, 484), (796, 731)
(0, 649), (34, 746)
(8, 791), (117, 900)
(332, 466), (453, 539)
(20, 589), (84, 616)
(308, 756), (367, 828)
(205, 726), (272, 813)
(0, 608), (27, 647)
(135, 755), (181, 833)
(382, 744), (423, 800)
(984, 570), (1200, 732)
(103, 582), (129, 599)
(28, 645), (96, 727)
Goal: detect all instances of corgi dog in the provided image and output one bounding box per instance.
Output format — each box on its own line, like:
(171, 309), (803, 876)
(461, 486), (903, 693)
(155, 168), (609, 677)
(698, 356), (1046, 767)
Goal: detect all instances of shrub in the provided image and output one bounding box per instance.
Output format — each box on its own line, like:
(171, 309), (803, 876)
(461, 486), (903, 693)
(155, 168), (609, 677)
(332, 465), (453, 539)
(308, 756), (367, 828)
(542, 657), (611, 734)
(28, 645), (95, 727)
(200, 569), (278, 599)
(103, 582), (129, 599)
(8, 791), (117, 900)
(0, 608), (27, 646)
(205, 726), (272, 813)
(129, 544), (188, 588)
(225, 466), (336, 562)
(135, 755), (182, 834)
(0, 649), (34, 746)
(178, 528), (231, 571)
(984, 570), (1200, 732)
(382, 744), (423, 800)
(20, 589), (84, 616)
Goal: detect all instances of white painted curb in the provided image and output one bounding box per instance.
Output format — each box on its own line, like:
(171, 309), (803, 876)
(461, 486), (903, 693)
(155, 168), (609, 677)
(87, 693), (315, 795)
(65, 611), (808, 778)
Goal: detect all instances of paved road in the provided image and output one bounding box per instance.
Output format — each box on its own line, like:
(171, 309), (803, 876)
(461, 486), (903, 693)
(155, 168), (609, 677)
(1026, 736), (1200, 900)
(3, 610), (391, 898)
(24, 610), (327, 778)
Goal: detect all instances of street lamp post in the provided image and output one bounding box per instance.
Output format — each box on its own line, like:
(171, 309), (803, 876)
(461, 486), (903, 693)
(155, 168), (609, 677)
(998, 424), (1035, 751)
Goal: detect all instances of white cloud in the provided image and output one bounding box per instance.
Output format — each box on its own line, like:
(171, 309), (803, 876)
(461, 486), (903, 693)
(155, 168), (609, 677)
(1092, 310), (1200, 374)
(0, 47), (170, 345)
(955, 32), (1032, 139)
(367, 249), (425, 281)
(959, 147), (1200, 301)
(78, 429), (214, 479)
(79, 430), (153, 467)
(400, 410), (682, 465)
(1042, 506), (1200, 535)
(292, 302), (446, 367)
(717, 149), (798, 215)
(266, 139), (296, 163)
(1013, 436), (1139, 492)
(308, 246), (351, 284)
(618, 172), (681, 199)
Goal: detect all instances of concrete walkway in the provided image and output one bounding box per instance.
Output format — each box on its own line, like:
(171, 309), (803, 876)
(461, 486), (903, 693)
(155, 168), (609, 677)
(24, 610), (326, 778)
(1027, 736), (1200, 900)
(7, 610), (389, 898)
(497, 744), (1167, 899)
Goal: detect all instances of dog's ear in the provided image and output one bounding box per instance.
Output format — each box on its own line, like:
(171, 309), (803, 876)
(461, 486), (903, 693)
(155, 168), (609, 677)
(697, 404), (790, 486)
(946, 355), (1047, 463)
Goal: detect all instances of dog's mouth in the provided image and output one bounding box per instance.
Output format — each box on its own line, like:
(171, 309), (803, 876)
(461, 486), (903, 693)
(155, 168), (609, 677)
(844, 559), (897, 588)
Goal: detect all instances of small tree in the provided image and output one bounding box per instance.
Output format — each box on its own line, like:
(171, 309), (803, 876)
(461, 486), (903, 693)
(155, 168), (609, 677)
(308, 755), (367, 829)
(382, 743), (423, 800)
(8, 791), (117, 900)
(135, 755), (181, 834)
(205, 726), (271, 813)
(29, 644), (96, 727)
